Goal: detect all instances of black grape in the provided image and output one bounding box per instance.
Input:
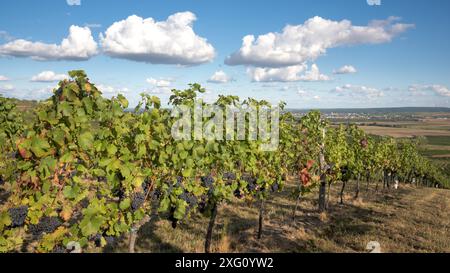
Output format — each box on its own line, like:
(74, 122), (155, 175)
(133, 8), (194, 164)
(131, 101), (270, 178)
(247, 181), (257, 192)
(131, 192), (145, 211)
(97, 176), (107, 183)
(9, 206), (28, 227)
(142, 179), (150, 194)
(104, 236), (115, 246)
(176, 176), (183, 186)
(201, 175), (214, 188)
(52, 245), (67, 253)
(223, 172), (236, 181)
(180, 192), (198, 208)
(89, 233), (102, 247)
(0, 176), (4, 186)
(271, 183), (279, 192)
(29, 217), (62, 236)
(80, 198), (90, 209)
(152, 189), (162, 200)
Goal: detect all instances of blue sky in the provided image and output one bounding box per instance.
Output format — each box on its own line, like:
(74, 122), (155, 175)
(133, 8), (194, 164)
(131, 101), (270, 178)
(0, 0), (449, 108)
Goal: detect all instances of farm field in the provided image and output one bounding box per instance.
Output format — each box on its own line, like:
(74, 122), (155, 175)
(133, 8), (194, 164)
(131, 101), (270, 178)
(108, 179), (450, 253)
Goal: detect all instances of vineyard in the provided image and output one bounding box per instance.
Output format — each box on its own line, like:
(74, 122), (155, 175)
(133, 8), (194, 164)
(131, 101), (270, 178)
(0, 71), (448, 253)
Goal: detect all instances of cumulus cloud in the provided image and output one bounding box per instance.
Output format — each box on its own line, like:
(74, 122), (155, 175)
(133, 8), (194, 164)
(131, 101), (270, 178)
(0, 84), (14, 92)
(298, 64), (330, 81)
(409, 84), (450, 97)
(332, 84), (384, 99)
(333, 65), (357, 74)
(0, 75), (9, 81)
(226, 16), (413, 67)
(31, 71), (69, 82)
(146, 77), (172, 87)
(248, 63), (329, 82)
(96, 84), (130, 98)
(248, 64), (307, 82)
(67, 0), (81, 6)
(100, 12), (215, 65)
(0, 25), (98, 61)
(207, 70), (233, 83)
(0, 86), (56, 101)
(145, 77), (175, 94)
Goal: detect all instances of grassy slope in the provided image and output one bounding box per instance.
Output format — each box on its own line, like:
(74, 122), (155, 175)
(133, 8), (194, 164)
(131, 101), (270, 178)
(109, 179), (450, 253)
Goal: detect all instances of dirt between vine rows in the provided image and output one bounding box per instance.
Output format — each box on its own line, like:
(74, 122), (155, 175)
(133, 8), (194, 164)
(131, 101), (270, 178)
(109, 179), (450, 253)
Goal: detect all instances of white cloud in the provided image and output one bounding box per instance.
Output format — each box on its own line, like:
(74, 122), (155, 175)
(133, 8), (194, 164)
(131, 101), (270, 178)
(226, 16), (413, 67)
(333, 65), (357, 74)
(144, 87), (172, 95)
(248, 64), (307, 82)
(100, 12), (215, 65)
(0, 75), (9, 81)
(207, 70), (232, 83)
(145, 77), (174, 94)
(298, 64), (330, 82)
(96, 84), (130, 98)
(248, 63), (329, 82)
(0, 26), (97, 61)
(0, 85), (56, 101)
(67, 0), (81, 6)
(409, 84), (450, 97)
(146, 77), (172, 87)
(0, 84), (14, 91)
(297, 89), (307, 96)
(31, 71), (68, 82)
(332, 84), (384, 99)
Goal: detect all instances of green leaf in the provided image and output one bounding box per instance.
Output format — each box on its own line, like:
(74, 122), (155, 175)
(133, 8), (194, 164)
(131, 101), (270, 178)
(78, 131), (94, 150)
(119, 198), (131, 211)
(30, 137), (51, 158)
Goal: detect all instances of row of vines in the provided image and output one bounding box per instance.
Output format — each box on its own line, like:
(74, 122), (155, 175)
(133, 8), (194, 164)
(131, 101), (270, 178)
(0, 71), (448, 253)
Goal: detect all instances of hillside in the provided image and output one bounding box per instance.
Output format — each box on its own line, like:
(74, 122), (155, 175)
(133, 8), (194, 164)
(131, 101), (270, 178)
(109, 180), (450, 253)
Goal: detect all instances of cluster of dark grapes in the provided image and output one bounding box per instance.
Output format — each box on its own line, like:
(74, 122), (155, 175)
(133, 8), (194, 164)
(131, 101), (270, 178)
(28, 216), (62, 236)
(79, 198), (90, 209)
(201, 175), (215, 195)
(141, 179), (151, 195)
(223, 172), (236, 180)
(97, 176), (107, 183)
(131, 192), (145, 211)
(88, 233), (116, 248)
(52, 245), (67, 253)
(270, 183), (280, 193)
(0, 175), (4, 186)
(244, 176), (258, 192)
(151, 188), (162, 200)
(8, 205), (28, 227)
(180, 191), (198, 217)
(201, 175), (214, 188)
(223, 172), (236, 185)
(197, 195), (208, 214)
(90, 233), (103, 247)
(104, 236), (115, 246)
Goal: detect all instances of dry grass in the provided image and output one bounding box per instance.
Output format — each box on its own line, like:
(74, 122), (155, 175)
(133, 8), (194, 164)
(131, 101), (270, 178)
(359, 126), (450, 138)
(110, 179), (450, 253)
